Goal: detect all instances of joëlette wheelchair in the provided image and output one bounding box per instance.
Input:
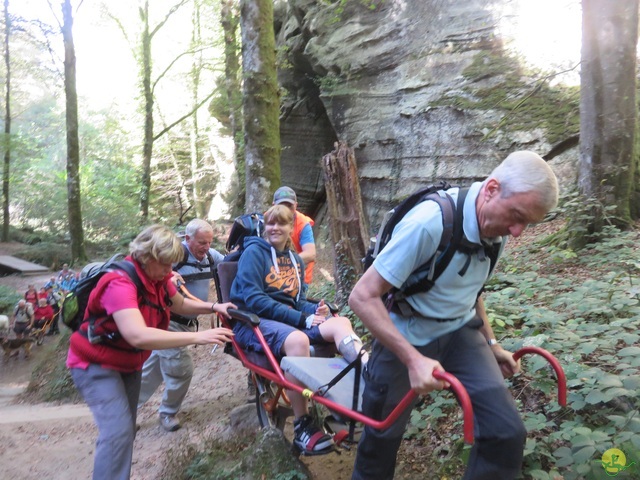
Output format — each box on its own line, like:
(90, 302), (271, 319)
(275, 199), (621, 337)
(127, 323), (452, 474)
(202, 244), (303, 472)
(213, 261), (567, 454)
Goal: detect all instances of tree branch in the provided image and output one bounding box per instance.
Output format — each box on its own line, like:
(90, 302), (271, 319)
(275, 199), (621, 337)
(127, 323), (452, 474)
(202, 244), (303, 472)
(103, 7), (136, 60)
(152, 45), (214, 92)
(153, 89), (216, 141)
(150, 0), (190, 39)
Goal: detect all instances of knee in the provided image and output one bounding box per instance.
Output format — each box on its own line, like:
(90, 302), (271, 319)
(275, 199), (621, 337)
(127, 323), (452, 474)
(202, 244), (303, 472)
(99, 417), (135, 446)
(164, 353), (194, 378)
(505, 416), (527, 448)
(333, 316), (354, 331)
(480, 411), (527, 461)
(283, 330), (310, 356)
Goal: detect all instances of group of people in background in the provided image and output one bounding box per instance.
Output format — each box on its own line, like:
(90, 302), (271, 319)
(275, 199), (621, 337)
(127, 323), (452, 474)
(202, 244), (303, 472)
(9, 264), (69, 338)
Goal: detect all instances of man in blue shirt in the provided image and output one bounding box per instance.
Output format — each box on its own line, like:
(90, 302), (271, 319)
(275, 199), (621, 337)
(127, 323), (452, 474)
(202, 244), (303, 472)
(349, 151), (559, 479)
(137, 219), (224, 432)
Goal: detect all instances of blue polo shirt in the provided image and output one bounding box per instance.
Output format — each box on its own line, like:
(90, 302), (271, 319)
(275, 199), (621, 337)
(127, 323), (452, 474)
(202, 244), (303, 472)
(373, 182), (504, 346)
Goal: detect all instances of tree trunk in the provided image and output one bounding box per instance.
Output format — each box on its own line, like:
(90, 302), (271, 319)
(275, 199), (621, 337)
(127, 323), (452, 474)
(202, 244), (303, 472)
(240, 0), (280, 212)
(577, 0), (639, 238)
(139, 0), (153, 222)
(221, 0), (243, 213)
(322, 142), (369, 307)
(2, 0), (10, 242)
(62, 0), (86, 262)
(190, 1), (202, 218)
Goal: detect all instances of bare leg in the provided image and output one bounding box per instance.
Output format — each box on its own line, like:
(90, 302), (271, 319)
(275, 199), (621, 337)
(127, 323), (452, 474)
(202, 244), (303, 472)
(318, 316), (369, 363)
(282, 329), (312, 418)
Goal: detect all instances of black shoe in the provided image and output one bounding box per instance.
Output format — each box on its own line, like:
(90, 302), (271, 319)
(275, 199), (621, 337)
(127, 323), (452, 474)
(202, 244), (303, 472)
(293, 415), (334, 455)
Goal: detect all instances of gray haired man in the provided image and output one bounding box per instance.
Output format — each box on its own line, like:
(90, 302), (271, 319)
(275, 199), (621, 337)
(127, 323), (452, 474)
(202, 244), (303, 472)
(137, 219), (224, 431)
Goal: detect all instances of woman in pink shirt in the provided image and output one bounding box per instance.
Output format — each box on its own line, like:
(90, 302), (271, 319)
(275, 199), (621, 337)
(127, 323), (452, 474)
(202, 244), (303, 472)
(67, 225), (235, 480)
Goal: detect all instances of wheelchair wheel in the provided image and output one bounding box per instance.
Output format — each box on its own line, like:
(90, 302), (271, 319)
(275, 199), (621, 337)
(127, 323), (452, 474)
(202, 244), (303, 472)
(254, 373), (292, 431)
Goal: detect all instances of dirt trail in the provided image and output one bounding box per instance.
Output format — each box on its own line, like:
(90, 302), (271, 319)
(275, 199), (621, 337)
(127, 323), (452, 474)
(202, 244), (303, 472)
(0, 247), (355, 479)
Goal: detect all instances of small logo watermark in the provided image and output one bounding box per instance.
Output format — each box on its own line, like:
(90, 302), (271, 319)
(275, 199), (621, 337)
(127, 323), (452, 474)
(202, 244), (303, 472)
(601, 448), (636, 476)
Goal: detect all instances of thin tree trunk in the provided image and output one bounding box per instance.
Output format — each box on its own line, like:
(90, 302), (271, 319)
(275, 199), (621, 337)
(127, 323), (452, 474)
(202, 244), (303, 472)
(2, 0), (10, 242)
(578, 0), (638, 236)
(221, 0), (243, 211)
(190, 1), (202, 218)
(139, 0), (153, 222)
(62, 0), (86, 262)
(322, 142), (369, 306)
(240, 0), (280, 212)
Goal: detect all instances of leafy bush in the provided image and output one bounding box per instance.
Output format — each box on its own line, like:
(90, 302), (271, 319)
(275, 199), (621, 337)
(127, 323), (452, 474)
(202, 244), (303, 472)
(0, 284), (21, 314)
(23, 331), (81, 403)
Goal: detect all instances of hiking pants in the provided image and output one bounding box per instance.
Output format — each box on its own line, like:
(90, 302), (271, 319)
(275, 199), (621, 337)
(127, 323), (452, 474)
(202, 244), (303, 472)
(137, 320), (195, 416)
(352, 316), (526, 480)
(71, 364), (141, 480)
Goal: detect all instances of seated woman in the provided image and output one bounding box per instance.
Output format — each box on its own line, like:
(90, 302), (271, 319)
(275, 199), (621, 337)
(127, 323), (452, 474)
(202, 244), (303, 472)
(230, 204), (367, 454)
(33, 297), (54, 330)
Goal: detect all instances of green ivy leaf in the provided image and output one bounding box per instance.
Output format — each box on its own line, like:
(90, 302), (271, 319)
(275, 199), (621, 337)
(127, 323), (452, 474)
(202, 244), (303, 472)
(585, 390), (608, 405)
(555, 455), (574, 467)
(528, 470), (550, 480)
(598, 376), (624, 388)
(618, 346), (640, 357)
(622, 376), (640, 389)
(571, 434), (595, 447)
(575, 463), (592, 475)
(553, 446), (572, 457)
(573, 445), (596, 463)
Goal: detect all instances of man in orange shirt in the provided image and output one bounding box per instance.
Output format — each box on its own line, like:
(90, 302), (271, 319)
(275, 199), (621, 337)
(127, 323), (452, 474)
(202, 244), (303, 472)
(272, 186), (315, 286)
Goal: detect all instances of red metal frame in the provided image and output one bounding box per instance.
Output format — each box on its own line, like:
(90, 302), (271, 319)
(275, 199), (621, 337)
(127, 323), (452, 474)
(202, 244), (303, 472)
(220, 313), (567, 446)
(513, 346), (567, 406)
(219, 313), (476, 443)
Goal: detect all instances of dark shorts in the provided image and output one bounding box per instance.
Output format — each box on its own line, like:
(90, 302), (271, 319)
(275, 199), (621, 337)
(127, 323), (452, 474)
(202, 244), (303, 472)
(233, 318), (328, 357)
(13, 322), (30, 335)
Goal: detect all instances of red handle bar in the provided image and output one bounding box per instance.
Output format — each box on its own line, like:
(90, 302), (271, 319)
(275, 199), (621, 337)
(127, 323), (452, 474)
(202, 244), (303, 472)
(433, 370), (474, 444)
(513, 346), (567, 406)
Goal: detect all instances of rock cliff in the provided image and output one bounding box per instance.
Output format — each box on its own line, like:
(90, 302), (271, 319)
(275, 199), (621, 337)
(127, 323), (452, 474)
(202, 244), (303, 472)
(275, 0), (580, 229)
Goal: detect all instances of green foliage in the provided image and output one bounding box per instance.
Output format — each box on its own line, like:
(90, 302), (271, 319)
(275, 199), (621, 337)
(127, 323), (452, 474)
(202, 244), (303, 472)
(430, 50), (580, 145)
(12, 241), (74, 270)
(0, 285), (21, 314)
(324, 0), (384, 23)
(24, 331), (81, 403)
(8, 100), (142, 244)
(496, 228), (639, 478)
(181, 431), (308, 480)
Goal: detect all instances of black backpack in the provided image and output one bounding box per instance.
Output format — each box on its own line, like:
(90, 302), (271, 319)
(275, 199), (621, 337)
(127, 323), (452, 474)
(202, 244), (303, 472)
(60, 254), (143, 333)
(226, 212), (264, 253)
(362, 182), (500, 308)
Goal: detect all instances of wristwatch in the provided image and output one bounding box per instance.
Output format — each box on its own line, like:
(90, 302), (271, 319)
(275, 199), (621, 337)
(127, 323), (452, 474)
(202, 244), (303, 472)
(487, 338), (498, 346)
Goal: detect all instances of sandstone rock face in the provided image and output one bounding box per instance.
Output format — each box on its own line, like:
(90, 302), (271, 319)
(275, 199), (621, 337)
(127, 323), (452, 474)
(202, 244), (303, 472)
(276, 0), (580, 230)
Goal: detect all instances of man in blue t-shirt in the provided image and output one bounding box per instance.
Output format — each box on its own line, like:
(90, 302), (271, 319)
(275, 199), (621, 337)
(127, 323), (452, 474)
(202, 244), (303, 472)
(137, 219), (224, 432)
(349, 151), (559, 480)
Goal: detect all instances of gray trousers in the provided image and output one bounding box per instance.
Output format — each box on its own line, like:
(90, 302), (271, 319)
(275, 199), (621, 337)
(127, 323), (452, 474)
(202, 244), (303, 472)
(71, 364), (141, 480)
(352, 317), (527, 480)
(137, 321), (195, 415)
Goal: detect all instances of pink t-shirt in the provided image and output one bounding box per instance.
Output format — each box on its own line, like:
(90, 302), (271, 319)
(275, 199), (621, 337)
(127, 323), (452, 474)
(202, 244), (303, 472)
(66, 273), (177, 369)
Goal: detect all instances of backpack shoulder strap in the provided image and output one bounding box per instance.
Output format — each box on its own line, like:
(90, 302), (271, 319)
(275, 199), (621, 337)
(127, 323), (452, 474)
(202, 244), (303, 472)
(173, 244), (190, 271)
(399, 188), (468, 298)
(111, 260), (144, 293)
(176, 248), (217, 283)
